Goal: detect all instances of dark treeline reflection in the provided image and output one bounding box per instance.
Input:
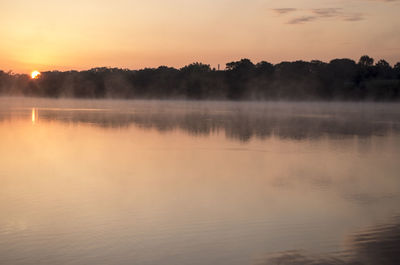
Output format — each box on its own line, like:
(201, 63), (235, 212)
(262, 216), (400, 265)
(1, 56), (400, 100)
(4, 102), (400, 141)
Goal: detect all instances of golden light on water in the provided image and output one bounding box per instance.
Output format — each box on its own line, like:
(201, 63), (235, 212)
(32, 108), (37, 124)
(31, 71), (40, 79)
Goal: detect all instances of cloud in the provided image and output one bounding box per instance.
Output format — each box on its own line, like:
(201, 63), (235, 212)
(274, 7), (365, 25)
(342, 13), (364, 21)
(311, 8), (342, 17)
(311, 8), (364, 22)
(287, 16), (317, 24)
(272, 8), (297, 14)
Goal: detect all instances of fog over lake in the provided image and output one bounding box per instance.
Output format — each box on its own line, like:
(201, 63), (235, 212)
(0, 98), (399, 265)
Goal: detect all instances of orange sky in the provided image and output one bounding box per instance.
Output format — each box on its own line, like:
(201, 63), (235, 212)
(0, 0), (399, 73)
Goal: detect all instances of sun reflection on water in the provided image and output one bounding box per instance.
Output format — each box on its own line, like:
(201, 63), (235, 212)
(31, 108), (37, 124)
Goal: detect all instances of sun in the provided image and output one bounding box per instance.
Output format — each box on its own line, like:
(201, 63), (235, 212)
(31, 70), (41, 79)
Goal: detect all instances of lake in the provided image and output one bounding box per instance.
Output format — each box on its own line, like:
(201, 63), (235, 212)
(0, 98), (399, 265)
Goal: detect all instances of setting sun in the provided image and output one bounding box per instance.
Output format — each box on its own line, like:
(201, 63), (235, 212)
(31, 70), (40, 79)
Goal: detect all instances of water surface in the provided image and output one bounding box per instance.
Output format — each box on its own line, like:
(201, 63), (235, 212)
(1, 98), (399, 265)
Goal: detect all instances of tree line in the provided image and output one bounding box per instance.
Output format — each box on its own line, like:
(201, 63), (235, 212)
(1, 55), (400, 100)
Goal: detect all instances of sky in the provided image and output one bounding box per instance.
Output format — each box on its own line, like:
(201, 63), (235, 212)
(0, 0), (399, 73)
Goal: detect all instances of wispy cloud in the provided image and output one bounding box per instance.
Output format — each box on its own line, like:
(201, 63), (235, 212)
(311, 8), (342, 17)
(272, 8), (297, 14)
(274, 7), (365, 25)
(342, 13), (364, 21)
(312, 8), (364, 21)
(288, 16), (317, 24)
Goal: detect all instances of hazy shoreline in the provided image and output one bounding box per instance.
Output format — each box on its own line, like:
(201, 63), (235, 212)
(1, 57), (399, 101)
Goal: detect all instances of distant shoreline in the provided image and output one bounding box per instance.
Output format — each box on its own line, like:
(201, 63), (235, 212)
(1, 56), (399, 101)
(1, 95), (400, 103)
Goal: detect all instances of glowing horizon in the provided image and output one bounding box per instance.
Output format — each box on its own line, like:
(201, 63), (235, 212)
(1, 0), (399, 74)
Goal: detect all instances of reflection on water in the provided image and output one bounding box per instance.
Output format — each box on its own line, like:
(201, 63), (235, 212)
(351, 217), (400, 265)
(1, 98), (400, 141)
(263, 216), (400, 265)
(0, 98), (399, 265)
(31, 108), (38, 124)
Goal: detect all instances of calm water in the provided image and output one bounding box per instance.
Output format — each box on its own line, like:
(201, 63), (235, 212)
(1, 98), (399, 265)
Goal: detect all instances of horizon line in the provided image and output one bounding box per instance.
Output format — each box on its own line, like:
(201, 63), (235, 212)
(2, 55), (399, 75)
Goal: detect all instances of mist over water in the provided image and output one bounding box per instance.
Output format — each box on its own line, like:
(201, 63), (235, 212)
(0, 97), (399, 265)
(2, 97), (400, 141)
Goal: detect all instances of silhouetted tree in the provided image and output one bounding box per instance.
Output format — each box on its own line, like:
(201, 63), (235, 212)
(0, 56), (399, 101)
(225, 59), (255, 99)
(376, 59), (392, 79)
(359, 55), (374, 67)
(394, 62), (400, 79)
(255, 61), (274, 76)
(179, 63), (212, 99)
